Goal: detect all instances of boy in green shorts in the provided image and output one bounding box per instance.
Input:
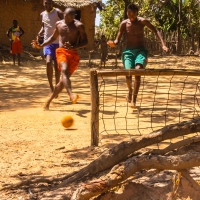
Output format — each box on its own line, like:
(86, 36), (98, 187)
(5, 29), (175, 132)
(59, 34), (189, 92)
(108, 3), (168, 108)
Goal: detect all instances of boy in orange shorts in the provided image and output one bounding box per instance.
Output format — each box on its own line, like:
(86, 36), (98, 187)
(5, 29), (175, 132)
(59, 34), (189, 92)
(32, 8), (88, 110)
(56, 48), (80, 75)
(6, 20), (24, 66)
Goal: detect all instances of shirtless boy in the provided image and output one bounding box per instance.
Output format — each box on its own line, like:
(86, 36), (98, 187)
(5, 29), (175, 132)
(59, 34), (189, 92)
(108, 3), (168, 108)
(32, 8), (88, 110)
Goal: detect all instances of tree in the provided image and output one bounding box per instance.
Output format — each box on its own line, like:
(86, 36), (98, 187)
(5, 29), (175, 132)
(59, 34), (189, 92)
(99, 0), (125, 39)
(99, 0), (200, 54)
(184, 0), (200, 51)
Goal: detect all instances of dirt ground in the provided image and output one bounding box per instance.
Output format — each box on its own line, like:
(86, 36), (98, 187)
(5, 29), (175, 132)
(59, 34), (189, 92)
(1, 49), (200, 199)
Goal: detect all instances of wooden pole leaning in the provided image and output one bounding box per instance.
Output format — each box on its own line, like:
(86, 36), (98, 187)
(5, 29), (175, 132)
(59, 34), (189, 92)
(90, 69), (99, 146)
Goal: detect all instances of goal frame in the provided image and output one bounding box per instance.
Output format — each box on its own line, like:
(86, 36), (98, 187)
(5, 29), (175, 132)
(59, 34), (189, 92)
(90, 68), (200, 146)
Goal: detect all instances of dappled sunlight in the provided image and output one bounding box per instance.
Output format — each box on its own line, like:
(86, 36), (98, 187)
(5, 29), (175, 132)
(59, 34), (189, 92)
(1, 55), (200, 198)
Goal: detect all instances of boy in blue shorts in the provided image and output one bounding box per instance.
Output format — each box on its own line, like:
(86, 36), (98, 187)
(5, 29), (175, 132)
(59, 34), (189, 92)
(108, 3), (168, 108)
(37, 0), (63, 94)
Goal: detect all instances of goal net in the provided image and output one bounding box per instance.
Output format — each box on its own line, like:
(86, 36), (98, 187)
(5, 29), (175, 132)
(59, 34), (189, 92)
(90, 69), (200, 146)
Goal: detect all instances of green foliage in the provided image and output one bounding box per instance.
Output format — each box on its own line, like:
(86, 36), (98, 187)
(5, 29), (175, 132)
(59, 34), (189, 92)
(98, 0), (125, 39)
(150, 0), (200, 38)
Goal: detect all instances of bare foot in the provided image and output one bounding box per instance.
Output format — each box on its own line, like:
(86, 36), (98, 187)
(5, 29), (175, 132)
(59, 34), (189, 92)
(130, 102), (137, 109)
(70, 94), (79, 104)
(43, 100), (50, 111)
(126, 92), (132, 103)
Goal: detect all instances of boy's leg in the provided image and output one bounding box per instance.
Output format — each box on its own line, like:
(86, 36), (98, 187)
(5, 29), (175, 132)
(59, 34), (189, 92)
(46, 55), (54, 93)
(52, 45), (61, 85)
(43, 81), (64, 110)
(123, 50), (134, 103)
(132, 49), (148, 107)
(17, 41), (22, 66)
(100, 53), (103, 68)
(12, 54), (16, 65)
(126, 76), (132, 102)
(11, 42), (16, 65)
(54, 61), (61, 85)
(102, 51), (106, 68)
(17, 54), (21, 66)
(60, 62), (78, 103)
(132, 64), (143, 108)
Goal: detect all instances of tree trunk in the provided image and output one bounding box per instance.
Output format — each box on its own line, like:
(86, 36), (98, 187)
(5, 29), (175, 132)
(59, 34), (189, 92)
(177, 0), (182, 54)
(71, 151), (200, 200)
(123, 0), (130, 20)
(189, 13), (195, 53)
(191, 26), (195, 52)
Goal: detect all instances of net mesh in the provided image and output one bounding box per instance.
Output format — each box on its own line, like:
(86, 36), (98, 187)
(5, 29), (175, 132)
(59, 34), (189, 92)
(93, 69), (200, 148)
(91, 68), (200, 186)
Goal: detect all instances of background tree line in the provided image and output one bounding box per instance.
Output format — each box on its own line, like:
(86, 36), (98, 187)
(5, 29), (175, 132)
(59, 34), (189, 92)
(96, 0), (200, 55)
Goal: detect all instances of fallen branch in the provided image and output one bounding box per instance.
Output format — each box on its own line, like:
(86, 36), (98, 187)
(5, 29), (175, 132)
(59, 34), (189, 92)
(145, 135), (200, 156)
(71, 151), (200, 200)
(59, 118), (200, 187)
(2, 118), (200, 191)
(180, 169), (200, 191)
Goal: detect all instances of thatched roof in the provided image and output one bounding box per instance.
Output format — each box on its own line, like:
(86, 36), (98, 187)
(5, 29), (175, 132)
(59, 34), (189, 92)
(53, 0), (102, 8)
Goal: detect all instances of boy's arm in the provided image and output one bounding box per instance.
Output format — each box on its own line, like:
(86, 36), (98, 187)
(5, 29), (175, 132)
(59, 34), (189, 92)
(41, 27), (59, 47)
(19, 27), (25, 38)
(96, 41), (100, 48)
(56, 8), (64, 20)
(37, 14), (45, 41)
(32, 26), (59, 49)
(76, 24), (88, 49)
(38, 25), (44, 37)
(6, 28), (12, 41)
(114, 21), (126, 45)
(143, 19), (168, 52)
(37, 25), (44, 43)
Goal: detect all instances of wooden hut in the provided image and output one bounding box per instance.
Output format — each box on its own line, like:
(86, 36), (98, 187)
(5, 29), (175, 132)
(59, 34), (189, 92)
(0, 0), (101, 50)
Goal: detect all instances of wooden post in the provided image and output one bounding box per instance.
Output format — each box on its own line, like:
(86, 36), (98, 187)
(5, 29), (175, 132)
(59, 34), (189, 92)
(90, 70), (99, 146)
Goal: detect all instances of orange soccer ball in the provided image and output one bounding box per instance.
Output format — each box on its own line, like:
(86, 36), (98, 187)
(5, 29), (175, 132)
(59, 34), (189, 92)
(107, 40), (115, 47)
(61, 116), (74, 128)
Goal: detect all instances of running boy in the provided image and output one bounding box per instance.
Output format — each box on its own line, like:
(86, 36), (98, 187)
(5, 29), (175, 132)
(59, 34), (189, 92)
(108, 3), (168, 108)
(32, 8), (88, 110)
(37, 0), (63, 94)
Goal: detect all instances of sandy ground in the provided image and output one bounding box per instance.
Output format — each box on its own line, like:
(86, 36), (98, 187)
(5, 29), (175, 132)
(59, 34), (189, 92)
(1, 53), (200, 199)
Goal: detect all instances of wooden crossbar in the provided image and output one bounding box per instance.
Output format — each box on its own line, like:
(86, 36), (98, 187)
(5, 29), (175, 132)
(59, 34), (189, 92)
(96, 69), (200, 77)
